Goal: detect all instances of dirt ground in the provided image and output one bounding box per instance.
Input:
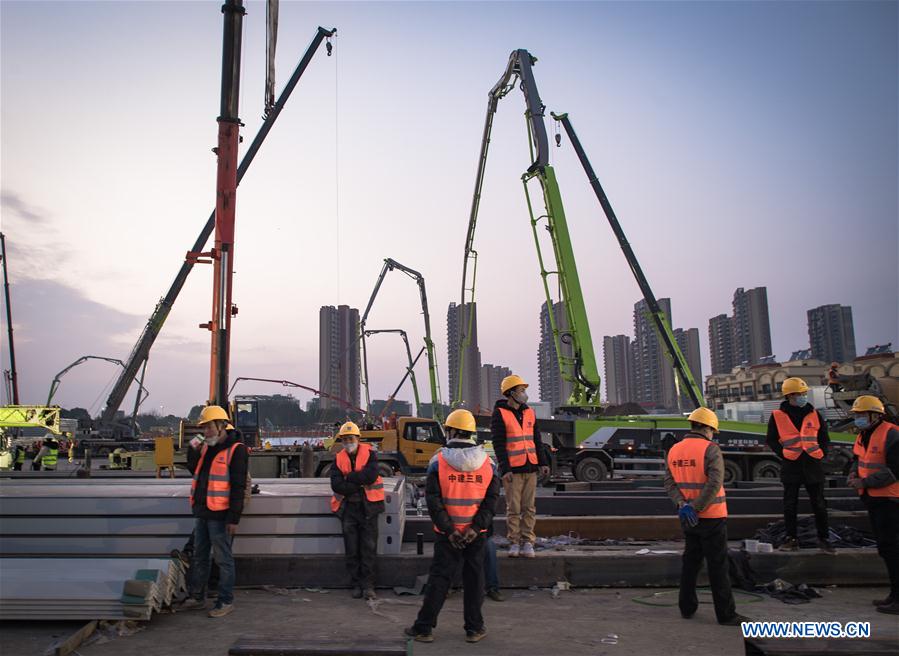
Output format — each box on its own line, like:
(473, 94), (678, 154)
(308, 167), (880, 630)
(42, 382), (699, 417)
(4, 585), (897, 656)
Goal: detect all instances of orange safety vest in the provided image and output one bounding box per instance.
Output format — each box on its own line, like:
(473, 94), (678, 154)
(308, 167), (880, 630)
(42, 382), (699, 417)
(667, 437), (728, 519)
(771, 409), (823, 460)
(190, 442), (243, 512)
(853, 422), (899, 499)
(498, 407), (538, 468)
(330, 443), (386, 513)
(435, 451), (494, 534)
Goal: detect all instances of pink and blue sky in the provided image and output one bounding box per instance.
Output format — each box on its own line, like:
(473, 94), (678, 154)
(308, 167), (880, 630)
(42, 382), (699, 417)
(1, 1), (896, 416)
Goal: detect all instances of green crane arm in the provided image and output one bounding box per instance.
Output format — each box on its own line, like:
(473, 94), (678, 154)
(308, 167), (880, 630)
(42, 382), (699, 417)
(458, 49), (601, 409)
(551, 112), (705, 408)
(359, 259), (443, 422)
(364, 329), (423, 417)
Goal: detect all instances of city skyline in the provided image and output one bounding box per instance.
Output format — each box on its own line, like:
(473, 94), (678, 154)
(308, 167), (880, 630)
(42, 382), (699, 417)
(1, 2), (895, 414)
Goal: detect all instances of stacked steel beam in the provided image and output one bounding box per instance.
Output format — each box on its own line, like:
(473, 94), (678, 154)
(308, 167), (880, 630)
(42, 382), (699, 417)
(0, 478), (405, 557)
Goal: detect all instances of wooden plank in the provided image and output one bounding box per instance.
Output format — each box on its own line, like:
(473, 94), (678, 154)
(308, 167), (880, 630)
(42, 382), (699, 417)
(229, 636), (409, 656)
(46, 620), (98, 655)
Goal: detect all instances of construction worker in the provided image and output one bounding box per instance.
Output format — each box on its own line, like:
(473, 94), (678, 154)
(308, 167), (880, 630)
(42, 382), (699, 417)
(12, 440), (26, 471)
(405, 409), (500, 643)
(766, 377), (834, 553)
(847, 396), (899, 614)
(665, 407), (747, 626)
(490, 374), (549, 558)
(32, 437), (59, 471)
(180, 405), (249, 618)
(330, 421), (385, 600)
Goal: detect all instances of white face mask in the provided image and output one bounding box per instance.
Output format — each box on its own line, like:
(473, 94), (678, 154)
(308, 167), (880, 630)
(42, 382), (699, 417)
(344, 442), (358, 454)
(515, 391), (528, 405)
(205, 434), (221, 447)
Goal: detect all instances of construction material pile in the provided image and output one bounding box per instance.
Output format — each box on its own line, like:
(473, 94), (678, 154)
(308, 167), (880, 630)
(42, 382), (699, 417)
(0, 477), (405, 557)
(0, 558), (186, 620)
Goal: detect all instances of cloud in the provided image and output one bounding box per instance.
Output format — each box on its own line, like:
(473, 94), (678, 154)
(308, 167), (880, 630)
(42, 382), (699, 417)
(0, 190), (48, 224)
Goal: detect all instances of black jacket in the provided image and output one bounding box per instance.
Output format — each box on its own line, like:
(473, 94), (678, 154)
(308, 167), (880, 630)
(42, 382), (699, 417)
(329, 445), (386, 518)
(490, 399), (549, 475)
(851, 420), (899, 506)
(187, 430), (249, 525)
(425, 441), (500, 535)
(766, 401), (829, 483)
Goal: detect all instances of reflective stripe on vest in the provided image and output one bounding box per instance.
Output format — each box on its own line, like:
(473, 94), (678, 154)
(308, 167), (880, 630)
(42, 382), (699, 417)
(853, 422), (899, 499)
(498, 407), (538, 468)
(330, 443), (386, 513)
(190, 443), (242, 511)
(772, 409), (823, 460)
(666, 437), (727, 519)
(42, 448), (58, 469)
(435, 451), (494, 534)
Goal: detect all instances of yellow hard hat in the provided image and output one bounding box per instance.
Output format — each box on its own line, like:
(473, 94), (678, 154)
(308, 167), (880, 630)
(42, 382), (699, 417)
(687, 407), (719, 433)
(851, 395), (885, 414)
(337, 421), (361, 438)
(444, 409), (476, 433)
(197, 405), (233, 429)
(500, 374), (528, 396)
(781, 377), (809, 397)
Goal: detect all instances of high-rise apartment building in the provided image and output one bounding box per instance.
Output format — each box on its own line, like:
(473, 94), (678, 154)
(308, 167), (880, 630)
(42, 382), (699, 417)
(603, 335), (633, 405)
(479, 364), (512, 413)
(708, 314), (736, 375)
(674, 327), (703, 406)
(447, 302), (482, 409)
(319, 305), (361, 410)
(538, 300), (574, 409)
(732, 287), (772, 366)
(632, 298), (677, 411)
(807, 304), (856, 364)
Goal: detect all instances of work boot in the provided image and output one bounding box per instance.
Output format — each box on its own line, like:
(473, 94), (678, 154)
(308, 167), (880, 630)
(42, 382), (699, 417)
(351, 586), (363, 599)
(486, 588), (505, 602)
(208, 603), (234, 618)
(872, 595), (895, 606)
(508, 544), (521, 558)
(465, 627), (487, 643)
(719, 613), (750, 626)
(778, 537), (800, 552)
(404, 626), (434, 643)
(818, 539), (836, 555)
(179, 597), (207, 610)
(876, 601), (899, 615)
(521, 542), (536, 558)
(363, 588), (377, 601)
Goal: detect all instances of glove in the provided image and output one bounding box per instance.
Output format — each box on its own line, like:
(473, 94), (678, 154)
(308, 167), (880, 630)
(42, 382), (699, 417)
(678, 503), (699, 528)
(448, 530), (466, 549)
(462, 527), (478, 544)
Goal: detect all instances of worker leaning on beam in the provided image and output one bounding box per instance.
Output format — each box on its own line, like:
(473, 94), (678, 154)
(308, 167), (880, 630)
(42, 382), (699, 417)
(664, 407), (748, 626)
(32, 436), (59, 471)
(489, 374), (548, 558)
(405, 409), (500, 644)
(765, 377), (835, 553)
(847, 396), (899, 615)
(329, 421), (385, 601)
(180, 405), (249, 619)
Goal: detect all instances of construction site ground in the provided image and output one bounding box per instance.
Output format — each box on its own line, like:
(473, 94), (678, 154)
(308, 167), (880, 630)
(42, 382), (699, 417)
(4, 585), (897, 656)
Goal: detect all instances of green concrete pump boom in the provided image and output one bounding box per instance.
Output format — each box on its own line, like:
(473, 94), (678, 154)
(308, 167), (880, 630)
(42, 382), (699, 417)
(458, 49), (601, 408)
(363, 328), (424, 418)
(359, 259), (443, 422)
(551, 112), (705, 409)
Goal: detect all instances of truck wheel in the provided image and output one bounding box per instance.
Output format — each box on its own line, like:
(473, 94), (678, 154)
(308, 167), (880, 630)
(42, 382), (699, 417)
(722, 459), (742, 485)
(751, 459), (781, 481)
(575, 457), (609, 483)
(319, 463), (332, 478)
(377, 463), (395, 479)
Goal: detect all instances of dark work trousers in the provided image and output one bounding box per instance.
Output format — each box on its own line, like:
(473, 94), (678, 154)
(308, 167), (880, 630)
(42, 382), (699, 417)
(341, 501), (378, 589)
(679, 518), (737, 623)
(414, 535), (486, 633)
(783, 479), (829, 540)
(867, 501), (899, 600)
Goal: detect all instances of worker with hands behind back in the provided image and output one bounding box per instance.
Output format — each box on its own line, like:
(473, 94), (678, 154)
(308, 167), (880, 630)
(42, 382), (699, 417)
(665, 407), (748, 626)
(765, 377), (834, 553)
(405, 409), (499, 644)
(847, 396), (899, 614)
(330, 421), (385, 601)
(490, 374), (549, 558)
(181, 405), (248, 618)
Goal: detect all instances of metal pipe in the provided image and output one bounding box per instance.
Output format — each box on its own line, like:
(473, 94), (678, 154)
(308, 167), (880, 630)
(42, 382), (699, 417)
(0, 233), (19, 404)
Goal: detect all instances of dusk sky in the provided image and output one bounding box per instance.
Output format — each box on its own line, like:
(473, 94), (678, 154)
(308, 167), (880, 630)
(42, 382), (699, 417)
(1, 1), (897, 416)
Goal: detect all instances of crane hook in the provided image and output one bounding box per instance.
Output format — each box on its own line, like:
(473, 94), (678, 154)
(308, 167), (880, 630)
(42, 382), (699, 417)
(326, 39), (333, 56)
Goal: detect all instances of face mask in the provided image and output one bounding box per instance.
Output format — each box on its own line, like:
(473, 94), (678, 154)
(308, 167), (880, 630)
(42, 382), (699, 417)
(854, 416), (871, 430)
(205, 434), (221, 447)
(514, 391), (528, 405)
(790, 394), (808, 407)
(344, 442), (358, 454)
